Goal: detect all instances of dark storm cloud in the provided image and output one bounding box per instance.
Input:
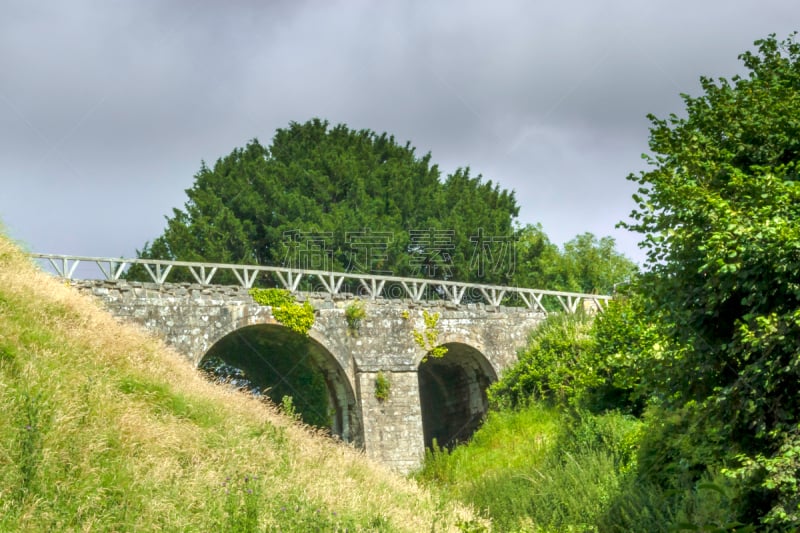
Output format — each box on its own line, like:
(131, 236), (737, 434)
(1, 0), (797, 266)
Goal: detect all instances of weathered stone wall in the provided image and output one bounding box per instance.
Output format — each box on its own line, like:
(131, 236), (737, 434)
(72, 279), (544, 472)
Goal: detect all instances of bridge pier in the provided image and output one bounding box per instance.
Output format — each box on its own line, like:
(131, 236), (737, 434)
(357, 370), (425, 472)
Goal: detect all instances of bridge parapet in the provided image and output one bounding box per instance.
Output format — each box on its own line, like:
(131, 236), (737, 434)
(31, 253), (611, 314)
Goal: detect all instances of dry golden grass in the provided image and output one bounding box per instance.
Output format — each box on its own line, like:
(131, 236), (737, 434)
(0, 233), (485, 531)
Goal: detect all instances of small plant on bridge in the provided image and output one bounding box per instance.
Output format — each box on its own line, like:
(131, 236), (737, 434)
(413, 310), (448, 362)
(248, 287), (293, 307)
(374, 371), (390, 402)
(249, 288), (315, 336)
(344, 299), (366, 335)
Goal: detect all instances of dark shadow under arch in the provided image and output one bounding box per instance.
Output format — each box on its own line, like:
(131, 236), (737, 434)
(418, 342), (497, 450)
(200, 324), (363, 448)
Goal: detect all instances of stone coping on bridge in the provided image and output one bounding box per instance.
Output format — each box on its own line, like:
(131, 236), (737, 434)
(69, 279), (545, 313)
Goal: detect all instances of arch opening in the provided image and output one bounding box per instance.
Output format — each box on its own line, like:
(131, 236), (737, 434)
(200, 324), (363, 447)
(418, 343), (497, 450)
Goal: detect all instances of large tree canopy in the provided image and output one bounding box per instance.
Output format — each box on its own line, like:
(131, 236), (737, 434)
(138, 119), (519, 284)
(623, 34), (800, 525)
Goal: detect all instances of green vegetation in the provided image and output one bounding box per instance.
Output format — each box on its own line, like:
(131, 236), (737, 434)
(247, 287), (295, 307)
(133, 118), (519, 284)
(0, 232), (479, 531)
(416, 400), (642, 531)
(513, 224), (638, 294)
(412, 310), (448, 361)
(374, 371), (390, 402)
(488, 313), (595, 410)
(131, 117), (634, 295)
(345, 299), (366, 334)
(416, 298), (736, 531)
(416, 33), (800, 531)
(620, 32), (800, 528)
(249, 288), (315, 336)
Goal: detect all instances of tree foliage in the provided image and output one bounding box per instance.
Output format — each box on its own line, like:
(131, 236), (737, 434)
(137, 119), (519, 284)
(584, 290), (661, 416)
(512, 224), (637, 295)
(135, 119), (635, 293)
(622, 33), (800, 526)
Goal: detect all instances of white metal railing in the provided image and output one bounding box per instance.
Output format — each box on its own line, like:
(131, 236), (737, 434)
(30, 253), (611, 314)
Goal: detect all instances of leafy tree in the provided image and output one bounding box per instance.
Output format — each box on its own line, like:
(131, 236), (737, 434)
(512, 224), (637, 294)
(135, 119), (519, 284)
(558, 233), (638, 294)
(622, 33), (800, 527)
(511, 223), (562, 289)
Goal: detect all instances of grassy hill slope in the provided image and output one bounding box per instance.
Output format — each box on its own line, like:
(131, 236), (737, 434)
(0, 233), (480, 532)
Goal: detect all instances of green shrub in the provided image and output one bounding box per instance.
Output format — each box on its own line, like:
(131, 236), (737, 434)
(248, 288), (294, 307)
(620, 34), (800, 528)
(583, 289), (662, 416)
(556, 409), (643, 470)
(345, 300), (366, 334)
(270, 301), (314, 336)
(488, 312), (596, 410)
(374, 371), (390, 402)
(249, 288), (315, 336)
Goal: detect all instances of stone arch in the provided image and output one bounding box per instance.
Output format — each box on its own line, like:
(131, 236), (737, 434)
(199, 322), (364, 447)
(417, 342), (497, 450)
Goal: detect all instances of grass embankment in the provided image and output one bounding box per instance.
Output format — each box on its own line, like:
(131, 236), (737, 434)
(0, 233), (480, 532)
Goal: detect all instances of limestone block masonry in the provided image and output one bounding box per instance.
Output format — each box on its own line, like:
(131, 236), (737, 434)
(73, 279), (545, 472)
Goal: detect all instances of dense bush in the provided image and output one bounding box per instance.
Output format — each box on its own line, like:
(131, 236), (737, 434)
(487, 312), (596, 410)
(582, 290), (661, 416)
(488, 299), (656, 416)
(620, 33), (800, 527)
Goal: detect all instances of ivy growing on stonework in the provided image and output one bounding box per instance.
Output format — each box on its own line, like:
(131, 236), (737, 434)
(413, 310), (448, 362)
(248, 288), (315, 336)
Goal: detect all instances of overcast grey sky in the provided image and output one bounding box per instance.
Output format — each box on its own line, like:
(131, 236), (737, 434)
(1, 1), (797, 268)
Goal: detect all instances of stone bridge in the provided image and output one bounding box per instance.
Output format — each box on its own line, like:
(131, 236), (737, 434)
(33, 254), (611, 472)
